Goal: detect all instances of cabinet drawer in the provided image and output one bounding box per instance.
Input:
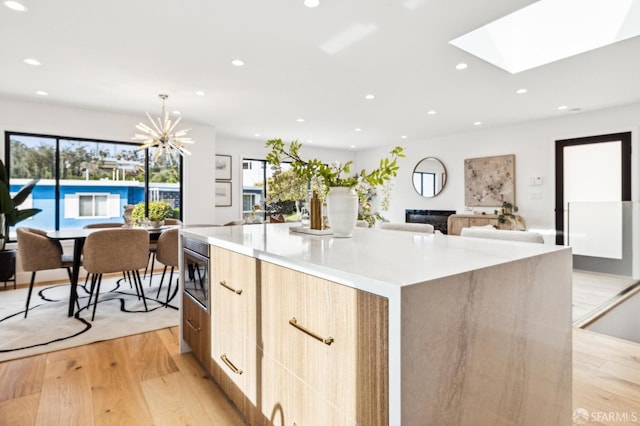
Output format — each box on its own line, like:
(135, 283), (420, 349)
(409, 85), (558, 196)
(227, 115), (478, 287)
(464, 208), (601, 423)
(258, 349), (357, 426)
(211, 316), (258, 419)
(182, 294), (210, 368)
(261, 261), (388, 425)
(211, 246), (257, 340)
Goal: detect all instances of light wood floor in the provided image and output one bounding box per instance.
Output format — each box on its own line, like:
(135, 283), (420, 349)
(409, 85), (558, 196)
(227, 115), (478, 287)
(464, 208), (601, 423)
(2, 270), (640, 425)
(1, 326), (639, 425)
(0, 327), (244, 426)
(572, 270), (638, 323)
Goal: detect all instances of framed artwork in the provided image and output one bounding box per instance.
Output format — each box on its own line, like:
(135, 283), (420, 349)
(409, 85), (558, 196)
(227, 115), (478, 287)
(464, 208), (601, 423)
(464, 154), (515, 207)
(215, 154), (232, 180)
(215, 181), (232, 207)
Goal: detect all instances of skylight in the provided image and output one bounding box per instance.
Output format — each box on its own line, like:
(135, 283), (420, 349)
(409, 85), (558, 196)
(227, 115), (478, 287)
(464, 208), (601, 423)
(449, 0), (640, 74)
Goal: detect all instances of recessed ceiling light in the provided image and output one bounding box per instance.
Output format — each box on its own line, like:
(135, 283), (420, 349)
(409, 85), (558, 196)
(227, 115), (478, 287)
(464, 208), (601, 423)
(557, 105), (568, 110)
(4, 1), (27, 12)
(172, 110), (181, 115)
(354, 128), (362, 132)
(36, 90), (48, 96)
(231, 59), (245, 67)
(427, 110), (436, 115)
(365, 94), (375, 100)
(400, 135), (408, 139)
(254, 133), (261, 137)
(473, 121), (482, 126)
(516, 88), (528, 94)
(304, 0), (320, 8)
(350, 145), (356, 149)
(195, 91), (205, 96)
(450, 0), (640, 74)
(23, 58), (41, 66)
(307, 139), (313, 143)
(296, 118), (305, 123)
(455, 62), (468, 70)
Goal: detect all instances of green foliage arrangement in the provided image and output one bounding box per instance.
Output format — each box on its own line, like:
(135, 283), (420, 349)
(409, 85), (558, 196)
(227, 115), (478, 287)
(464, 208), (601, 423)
(0, 159), (41, 250)
(265, 139), (405, 226)
(266, 139), (405, 190)
(131, 200), (174, 223)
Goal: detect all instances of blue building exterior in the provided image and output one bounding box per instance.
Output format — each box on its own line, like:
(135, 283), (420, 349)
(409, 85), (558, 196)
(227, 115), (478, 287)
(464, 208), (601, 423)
(11, 179), (178, 232)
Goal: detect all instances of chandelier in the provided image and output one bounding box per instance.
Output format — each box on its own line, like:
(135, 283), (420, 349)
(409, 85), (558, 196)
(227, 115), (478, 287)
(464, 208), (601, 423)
(132, 94), (194, 163)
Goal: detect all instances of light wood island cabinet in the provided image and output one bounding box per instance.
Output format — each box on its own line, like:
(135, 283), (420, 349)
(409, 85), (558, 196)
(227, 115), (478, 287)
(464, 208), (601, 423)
(207, 245), (388, 425)
(180, 224), (573, 425)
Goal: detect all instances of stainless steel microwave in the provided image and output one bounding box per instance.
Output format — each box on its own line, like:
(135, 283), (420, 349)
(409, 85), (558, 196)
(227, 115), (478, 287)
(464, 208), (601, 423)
(182, 238), (209, 311)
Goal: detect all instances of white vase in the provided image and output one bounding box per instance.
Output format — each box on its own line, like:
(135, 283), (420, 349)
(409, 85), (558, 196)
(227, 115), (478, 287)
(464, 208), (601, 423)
(326, 186), (358, 237)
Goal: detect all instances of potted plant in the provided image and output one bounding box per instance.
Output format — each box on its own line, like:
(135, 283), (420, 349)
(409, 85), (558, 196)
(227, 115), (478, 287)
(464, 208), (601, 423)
(0, 159), (41, 281)
(265, 139), (404, 236)
(131, 200), (174, 228)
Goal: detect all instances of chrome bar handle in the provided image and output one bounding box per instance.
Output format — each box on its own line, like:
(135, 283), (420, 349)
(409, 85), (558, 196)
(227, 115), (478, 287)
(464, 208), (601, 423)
(221, 354), (243, 375)
(219, 280), (243, 295)
(289, 317), (334, 346)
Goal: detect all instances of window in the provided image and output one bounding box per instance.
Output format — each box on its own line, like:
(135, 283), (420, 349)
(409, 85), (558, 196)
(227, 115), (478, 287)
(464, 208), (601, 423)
(5, 131), (183, 236)
(80, 194), (107, 217)
(241, 159), (307, 222)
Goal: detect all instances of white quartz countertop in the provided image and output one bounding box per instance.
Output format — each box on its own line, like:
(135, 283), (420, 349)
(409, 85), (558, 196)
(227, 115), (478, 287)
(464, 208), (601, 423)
(181, 223), (569, 297)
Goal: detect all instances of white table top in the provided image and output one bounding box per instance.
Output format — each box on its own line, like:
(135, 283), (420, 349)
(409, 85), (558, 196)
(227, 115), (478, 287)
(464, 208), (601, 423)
(181, 223), (569, 297)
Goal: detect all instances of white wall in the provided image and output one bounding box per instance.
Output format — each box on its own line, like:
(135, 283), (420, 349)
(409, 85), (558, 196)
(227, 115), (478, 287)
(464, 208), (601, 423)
(355, 102), (640, 245)
(0, 96), (216, 283)
(215, 135), (356, 225)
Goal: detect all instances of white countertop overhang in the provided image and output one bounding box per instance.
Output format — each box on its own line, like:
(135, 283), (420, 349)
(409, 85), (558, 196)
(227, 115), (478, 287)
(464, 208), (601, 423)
(181, 223), (569, 297)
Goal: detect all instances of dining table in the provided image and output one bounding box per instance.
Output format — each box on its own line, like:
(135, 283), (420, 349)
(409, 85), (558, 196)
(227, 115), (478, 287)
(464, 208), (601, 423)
(47, 226), (177, 317)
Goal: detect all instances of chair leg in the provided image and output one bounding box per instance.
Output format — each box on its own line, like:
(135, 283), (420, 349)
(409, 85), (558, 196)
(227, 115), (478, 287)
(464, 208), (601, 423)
(122, 271), (132, 288)
(144, 251), (151, 279)
(148, 252), (156, 286)
(165, 267), (175, 307)
(91, 274), (103, 321)
(156, 266), (168, 298)
(134, 270), (148, 312)
(24, 271), (37, 318)
(86, 273), (99, 309)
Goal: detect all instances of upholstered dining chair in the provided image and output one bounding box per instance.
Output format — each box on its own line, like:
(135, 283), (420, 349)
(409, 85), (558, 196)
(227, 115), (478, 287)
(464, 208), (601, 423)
(145, 218), (181, 283)
(82, 228), (150, 321)
(378, 222), (435, 233)
(83, 222), (127, 287)
(155, 228), (179, 306)
(17, 227), (75, 318)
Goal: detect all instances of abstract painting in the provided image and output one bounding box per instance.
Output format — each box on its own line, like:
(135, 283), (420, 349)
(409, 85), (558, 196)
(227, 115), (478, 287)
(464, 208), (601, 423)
(464, 154), (515, 207)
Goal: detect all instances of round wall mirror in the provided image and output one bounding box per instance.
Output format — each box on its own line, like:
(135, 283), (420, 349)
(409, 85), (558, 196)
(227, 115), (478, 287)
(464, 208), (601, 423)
(412, 157), (447, 197)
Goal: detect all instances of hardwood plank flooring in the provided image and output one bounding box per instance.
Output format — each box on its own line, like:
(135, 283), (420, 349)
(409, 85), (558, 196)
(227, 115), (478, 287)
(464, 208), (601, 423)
(36, 346), (94, 426)
(573, 329), (640, 425)
(0, 327), (243, 426)
(1, 320), (640, 424)
(572, 270), (637, 323)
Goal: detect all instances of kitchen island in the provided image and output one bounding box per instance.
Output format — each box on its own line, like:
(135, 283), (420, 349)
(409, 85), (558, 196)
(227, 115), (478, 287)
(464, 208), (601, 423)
(179, 223), (572, 425)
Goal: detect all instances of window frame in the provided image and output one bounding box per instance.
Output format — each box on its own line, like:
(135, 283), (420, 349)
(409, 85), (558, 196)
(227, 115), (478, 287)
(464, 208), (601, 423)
(4, 130), (183, 235)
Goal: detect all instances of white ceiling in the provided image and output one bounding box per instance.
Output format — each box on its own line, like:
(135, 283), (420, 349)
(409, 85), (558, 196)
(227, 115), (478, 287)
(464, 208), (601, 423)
(2, 0), (640, 150)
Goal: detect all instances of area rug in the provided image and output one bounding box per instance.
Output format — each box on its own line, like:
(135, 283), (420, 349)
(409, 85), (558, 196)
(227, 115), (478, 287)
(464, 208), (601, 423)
(0, 274), (179, 362)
